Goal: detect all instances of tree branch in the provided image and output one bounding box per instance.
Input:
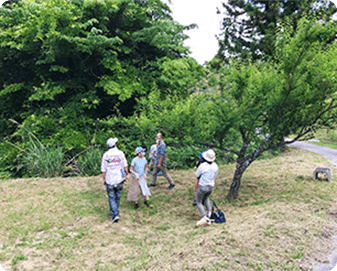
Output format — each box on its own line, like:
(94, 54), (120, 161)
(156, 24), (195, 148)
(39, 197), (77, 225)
(199, 142), (240, 156)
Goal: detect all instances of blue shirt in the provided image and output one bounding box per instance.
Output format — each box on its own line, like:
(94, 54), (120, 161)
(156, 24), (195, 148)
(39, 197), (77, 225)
(131, 157), (147, 178)
(149, 144), (157, 160)
(156, 140), (167, 165)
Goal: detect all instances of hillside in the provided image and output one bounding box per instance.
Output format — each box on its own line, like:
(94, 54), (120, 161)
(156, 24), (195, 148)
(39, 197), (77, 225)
(1, 147), (337, 271)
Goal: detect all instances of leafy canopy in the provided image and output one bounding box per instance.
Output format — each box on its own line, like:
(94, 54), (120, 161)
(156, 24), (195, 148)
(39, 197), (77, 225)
(217, 0), (336, 62)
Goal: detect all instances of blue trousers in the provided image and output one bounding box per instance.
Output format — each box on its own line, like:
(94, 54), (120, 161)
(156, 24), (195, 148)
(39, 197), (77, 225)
(106, 182), (124, 219)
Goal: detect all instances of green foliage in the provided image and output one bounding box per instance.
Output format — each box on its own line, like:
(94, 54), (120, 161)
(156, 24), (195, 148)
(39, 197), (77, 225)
(167, 145), (204, 169)
(216, 18), (337, 147)
(0, 141), (19, 175)
(2, 121), (66, 178)
(75, 147), (104, 176)
(21, 142), (65, 178)
(0, 0), (201, 174)
(140, 17), (337, 198)
(218, 0), (336, 62)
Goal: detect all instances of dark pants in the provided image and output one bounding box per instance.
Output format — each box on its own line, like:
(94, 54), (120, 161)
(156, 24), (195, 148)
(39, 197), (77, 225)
(151, 163), (174, 185)
(106, 182), (124, 219)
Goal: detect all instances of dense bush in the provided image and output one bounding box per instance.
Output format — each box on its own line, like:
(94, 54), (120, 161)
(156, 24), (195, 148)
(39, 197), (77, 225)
(75, 147), (104, 176)
(21, 144), (65, 178)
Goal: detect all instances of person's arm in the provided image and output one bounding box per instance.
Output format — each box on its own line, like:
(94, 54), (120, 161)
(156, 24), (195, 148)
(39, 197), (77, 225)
(157, 144), (165, 167)
(145, 163), (148, 178)
(195, 166), (203, 180)
(152, 149), (157, 157)
(158, 154), (164, 168)
(101, 155), (106, 185)
(120, 152), (129, 182)
(102, 172), (106, 185)
(129, 166), (139, 181)
(124, 166), (129, 182)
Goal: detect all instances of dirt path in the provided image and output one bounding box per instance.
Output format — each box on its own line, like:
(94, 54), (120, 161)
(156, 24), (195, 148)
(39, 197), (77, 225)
(288, 141), (337, 271)
(288, 140), (337, 168)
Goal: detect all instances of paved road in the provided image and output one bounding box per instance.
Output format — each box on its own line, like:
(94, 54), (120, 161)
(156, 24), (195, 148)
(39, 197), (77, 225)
(287, 140), (337, 271)
(288, 140), (337, 168)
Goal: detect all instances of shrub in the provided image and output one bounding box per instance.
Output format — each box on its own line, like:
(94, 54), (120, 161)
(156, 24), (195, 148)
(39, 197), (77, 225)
(75, 147), (104, 176)
(21, 143), (65, 178)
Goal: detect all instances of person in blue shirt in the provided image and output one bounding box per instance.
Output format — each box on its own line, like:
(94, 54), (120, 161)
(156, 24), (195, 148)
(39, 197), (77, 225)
(148, 142), (158, 173)
(127, 146), (152, 209)
(148, 133), (175, 190)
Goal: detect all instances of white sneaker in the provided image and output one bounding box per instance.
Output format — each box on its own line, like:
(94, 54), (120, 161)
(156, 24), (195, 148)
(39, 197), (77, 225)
(196, 217), (208, 226)
(112, 216), (119, 223)
(207, 218), (215, 225)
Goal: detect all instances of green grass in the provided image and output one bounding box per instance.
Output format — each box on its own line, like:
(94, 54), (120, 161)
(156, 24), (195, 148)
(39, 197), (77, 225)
(0, 148), (336, 270)
(303, 128), (337, 149)
(12, 254), (28, 266)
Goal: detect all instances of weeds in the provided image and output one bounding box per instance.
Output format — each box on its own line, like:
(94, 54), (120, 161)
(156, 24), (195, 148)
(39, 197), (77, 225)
(11, 253), (27, 267)
(75, 147), (104, 176)
(21, 143), (65, 178)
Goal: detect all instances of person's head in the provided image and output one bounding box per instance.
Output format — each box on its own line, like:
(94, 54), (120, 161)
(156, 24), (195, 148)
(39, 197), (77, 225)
(203, 149), (216, 163)
(135, 146), (146, 158)
(107, 137), (118, 148)
(156, 133), (162, 143)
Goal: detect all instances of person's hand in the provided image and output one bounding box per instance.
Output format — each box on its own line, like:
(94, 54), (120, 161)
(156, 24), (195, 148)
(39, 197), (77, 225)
(157, 163), (161, 168)
(103, 180), (106, 185)
(125, 175), (129, 183)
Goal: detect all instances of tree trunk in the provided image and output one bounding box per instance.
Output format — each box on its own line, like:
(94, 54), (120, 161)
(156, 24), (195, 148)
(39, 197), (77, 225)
(227, 160), (248, 199)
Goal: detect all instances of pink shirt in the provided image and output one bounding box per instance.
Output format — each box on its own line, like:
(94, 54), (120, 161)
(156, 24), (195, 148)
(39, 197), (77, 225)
(101, 147), (128, 185)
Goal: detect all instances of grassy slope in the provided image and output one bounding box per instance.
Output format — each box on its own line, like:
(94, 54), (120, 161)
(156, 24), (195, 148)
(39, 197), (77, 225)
(0, 148), (336, 271)
(304, 128), (337, 149)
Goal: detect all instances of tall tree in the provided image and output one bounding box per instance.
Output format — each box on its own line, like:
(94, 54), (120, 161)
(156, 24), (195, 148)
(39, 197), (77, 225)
(0, 0), (201, 146)
(148, 18), (337, 199)
(217, 0), (336, 62)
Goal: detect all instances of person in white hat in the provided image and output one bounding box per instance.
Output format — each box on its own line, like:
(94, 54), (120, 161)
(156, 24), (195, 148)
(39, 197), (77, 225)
(101, 137), (129, 223)
(128, 146), (152, 209)
(195, 149), (218, 226)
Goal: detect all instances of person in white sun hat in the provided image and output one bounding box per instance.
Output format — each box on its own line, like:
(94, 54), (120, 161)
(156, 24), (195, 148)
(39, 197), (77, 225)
(128, 146), (152, 209)
(101, 137), (129, 223)
(195, 149), (218, 227)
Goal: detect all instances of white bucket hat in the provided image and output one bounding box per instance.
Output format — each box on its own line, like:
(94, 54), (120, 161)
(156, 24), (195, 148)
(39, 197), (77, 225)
(203, 149), (216, 162)
(107, 137), (118, 148)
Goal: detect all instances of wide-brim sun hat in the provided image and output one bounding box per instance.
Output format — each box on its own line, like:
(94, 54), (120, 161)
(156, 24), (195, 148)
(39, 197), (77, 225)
(203, 149), (216, 162)
(135, 146), (146, 154)
(107, 137), (118, 147)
